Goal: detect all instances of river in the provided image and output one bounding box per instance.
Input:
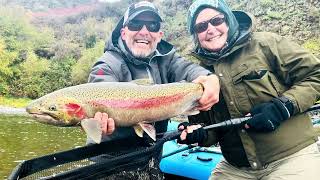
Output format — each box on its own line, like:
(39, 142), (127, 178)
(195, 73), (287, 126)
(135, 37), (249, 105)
(0, 115), (86, 179)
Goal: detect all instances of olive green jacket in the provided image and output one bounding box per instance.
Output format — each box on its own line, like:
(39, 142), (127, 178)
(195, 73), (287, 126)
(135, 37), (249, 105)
(192, 11), (320, 169)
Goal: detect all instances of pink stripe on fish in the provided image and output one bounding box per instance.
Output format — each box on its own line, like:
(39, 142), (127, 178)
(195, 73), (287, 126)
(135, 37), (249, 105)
(90, 93), (186, 109)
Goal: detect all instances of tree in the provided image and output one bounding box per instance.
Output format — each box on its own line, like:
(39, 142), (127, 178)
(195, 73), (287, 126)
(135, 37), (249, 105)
(0, 39), (16, 95)
(71, 40), (105, 84)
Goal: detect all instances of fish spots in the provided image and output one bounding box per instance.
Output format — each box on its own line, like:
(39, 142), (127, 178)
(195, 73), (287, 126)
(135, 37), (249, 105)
(65, 103), (86, 119)
(90, 93), (186, 109)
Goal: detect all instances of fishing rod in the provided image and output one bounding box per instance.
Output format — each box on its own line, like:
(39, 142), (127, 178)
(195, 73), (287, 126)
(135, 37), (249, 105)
(204, 104), (320, 129)
(160, 104), (320, 141)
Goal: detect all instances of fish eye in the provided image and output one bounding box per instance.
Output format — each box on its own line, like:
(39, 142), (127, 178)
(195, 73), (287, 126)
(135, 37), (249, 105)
(48, 105), (57, 111)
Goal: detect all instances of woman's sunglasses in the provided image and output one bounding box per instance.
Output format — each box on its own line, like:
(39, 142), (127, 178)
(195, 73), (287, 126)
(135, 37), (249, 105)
(126, 20), (161, 32)
(193, 15), (225, 34)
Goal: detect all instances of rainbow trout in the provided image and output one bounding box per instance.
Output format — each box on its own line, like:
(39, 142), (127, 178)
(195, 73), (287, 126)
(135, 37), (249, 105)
(26, 81), (203, 143)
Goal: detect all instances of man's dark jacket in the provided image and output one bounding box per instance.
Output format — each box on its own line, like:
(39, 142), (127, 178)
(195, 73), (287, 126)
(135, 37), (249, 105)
(88, 16), (211, 143)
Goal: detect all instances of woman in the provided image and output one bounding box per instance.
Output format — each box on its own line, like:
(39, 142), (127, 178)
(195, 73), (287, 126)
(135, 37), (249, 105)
(178, 0), (320, 179)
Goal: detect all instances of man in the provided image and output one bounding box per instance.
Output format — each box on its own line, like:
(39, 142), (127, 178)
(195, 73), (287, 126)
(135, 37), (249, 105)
(178, 0), (320, 180)
(87, 1), (220, 179)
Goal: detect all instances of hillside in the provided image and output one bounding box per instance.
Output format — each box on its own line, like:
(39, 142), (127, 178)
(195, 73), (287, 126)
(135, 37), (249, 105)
(229, 0), (320, 43)
(0, 0), (319, 99)
(4, 0), (320, 45)
(2, 0), (94, 12)
(30, 4), (98, 18)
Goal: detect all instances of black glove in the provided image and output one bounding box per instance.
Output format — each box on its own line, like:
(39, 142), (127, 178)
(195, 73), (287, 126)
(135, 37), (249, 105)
(177, 122), (208, 145)
(246, 96), (294, 132)
(177, 122), (190, 130)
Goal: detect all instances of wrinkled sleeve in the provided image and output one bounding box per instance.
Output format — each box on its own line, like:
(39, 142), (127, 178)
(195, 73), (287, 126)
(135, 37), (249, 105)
(167, 52), (212, 82)
(268, 33), (320, 113)
(88, 60), (119, 83)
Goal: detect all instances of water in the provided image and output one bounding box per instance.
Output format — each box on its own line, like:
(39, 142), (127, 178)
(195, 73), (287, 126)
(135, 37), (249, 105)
(0, 115), (86, 179)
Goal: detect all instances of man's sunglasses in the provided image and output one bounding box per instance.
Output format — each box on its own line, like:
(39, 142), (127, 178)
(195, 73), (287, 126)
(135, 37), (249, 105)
(193, 15), (225, 34)
(126, 20), (161, 32)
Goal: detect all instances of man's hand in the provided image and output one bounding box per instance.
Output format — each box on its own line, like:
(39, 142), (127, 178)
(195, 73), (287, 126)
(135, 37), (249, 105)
(93, 112), (115, 136)
(193, 74), (220, 111)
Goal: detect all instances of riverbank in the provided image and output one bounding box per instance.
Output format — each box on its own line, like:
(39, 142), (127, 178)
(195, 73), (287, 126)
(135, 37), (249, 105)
(0, 105), (28, 116)
(0, 96), (31, 108)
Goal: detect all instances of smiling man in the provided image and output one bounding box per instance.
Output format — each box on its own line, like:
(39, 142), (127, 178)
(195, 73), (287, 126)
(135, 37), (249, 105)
(88, 1), (220, 179)
(121, 11), (162, 58)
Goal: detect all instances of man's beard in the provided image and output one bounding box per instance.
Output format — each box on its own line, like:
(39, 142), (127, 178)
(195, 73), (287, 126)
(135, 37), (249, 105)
(125, 37), (158, 58)
(130, 45), (157, 58)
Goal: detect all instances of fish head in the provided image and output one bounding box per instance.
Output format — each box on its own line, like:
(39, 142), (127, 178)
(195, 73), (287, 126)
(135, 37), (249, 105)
(26, 96), (87, 126)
